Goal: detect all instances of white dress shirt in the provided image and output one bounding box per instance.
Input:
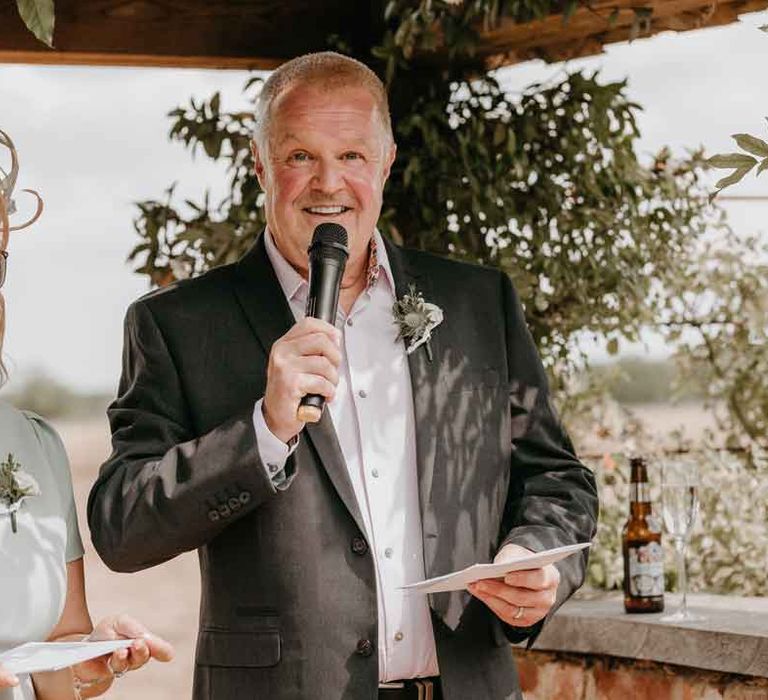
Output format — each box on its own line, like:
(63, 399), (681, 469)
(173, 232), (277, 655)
(251, 228), (439, 681)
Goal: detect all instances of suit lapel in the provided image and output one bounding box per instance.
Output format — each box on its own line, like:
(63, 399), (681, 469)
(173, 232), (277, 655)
(231, 233), (367, 538)
(382, 236), (442, 576)
(231, 233), (295, 358)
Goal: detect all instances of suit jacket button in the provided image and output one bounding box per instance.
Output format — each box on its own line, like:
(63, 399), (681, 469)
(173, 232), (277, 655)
(239, 491), (251, 505)
(208, 509), (220, 522)
(351, 536), (368, 556)
(355, 639), (374, 657)
(218, 504), (231, 518)
(228, 497), (241, 511)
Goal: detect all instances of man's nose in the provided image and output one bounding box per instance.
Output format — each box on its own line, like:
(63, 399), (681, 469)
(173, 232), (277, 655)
(311, 158), (344, 194)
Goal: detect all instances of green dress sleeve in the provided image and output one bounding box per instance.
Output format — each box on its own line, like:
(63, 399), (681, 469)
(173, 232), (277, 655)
(23, 411), (85, 563)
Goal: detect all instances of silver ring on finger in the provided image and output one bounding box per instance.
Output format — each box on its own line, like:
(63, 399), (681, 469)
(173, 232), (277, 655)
(512, 605), (526, 621)
(107, 657), (127, 679)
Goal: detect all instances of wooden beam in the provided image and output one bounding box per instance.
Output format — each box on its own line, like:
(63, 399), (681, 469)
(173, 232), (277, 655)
(0, 0), (763, 71)
(477, 0), (768, 62)
(0, 50), (282, 70)
(0, 0), (380, 69)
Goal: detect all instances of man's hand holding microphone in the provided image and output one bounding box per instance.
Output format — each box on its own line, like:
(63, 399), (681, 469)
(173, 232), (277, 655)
(262, 222), (349, 444)
(262, 317), (342, 443)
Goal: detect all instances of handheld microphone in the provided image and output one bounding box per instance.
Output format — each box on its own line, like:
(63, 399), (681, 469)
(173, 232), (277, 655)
(297, 222), (349, 423)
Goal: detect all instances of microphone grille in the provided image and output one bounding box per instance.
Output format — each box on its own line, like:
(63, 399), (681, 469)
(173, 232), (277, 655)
(311, 222), (348, 248)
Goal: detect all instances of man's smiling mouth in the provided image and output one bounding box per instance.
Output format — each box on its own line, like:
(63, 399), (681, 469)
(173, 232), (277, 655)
(303, 205), (352, 215)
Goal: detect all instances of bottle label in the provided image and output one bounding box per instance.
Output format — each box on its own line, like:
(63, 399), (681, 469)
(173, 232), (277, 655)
(628, 542), (664, 597)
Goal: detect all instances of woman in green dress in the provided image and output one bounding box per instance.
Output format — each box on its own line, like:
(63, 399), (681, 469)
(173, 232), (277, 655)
(0, 130), (173, 699)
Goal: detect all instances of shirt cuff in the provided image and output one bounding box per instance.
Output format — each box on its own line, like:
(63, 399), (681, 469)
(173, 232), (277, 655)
(252, 398), (299, 490)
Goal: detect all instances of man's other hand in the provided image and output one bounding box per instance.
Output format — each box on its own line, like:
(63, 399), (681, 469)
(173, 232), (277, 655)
(263, 317), (342, 443)
(468, 544), (560, 628)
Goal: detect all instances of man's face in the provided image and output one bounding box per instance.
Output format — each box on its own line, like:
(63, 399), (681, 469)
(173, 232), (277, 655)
(252, 84), (396, 280)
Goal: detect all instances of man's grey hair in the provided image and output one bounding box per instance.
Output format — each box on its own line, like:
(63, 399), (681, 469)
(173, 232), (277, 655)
(253, 51), (394, 154)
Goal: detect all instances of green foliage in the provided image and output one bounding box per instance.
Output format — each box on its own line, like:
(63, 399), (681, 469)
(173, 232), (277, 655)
(15, 0), (55, 47)
(587, 450), (768, 595)
(129, 84), (265, 285)
(708, 19), (768, 194)
(707, 123), (768, 195)
(384, 72), (714, 371)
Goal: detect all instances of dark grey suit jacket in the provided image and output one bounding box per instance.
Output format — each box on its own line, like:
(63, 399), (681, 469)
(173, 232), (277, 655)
(87, 233), (598, 700)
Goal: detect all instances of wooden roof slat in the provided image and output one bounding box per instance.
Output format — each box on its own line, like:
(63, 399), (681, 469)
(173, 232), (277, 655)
(476, 0), (768, 68)
(0, 0), (764, 70)
(0, 0), (379, 69)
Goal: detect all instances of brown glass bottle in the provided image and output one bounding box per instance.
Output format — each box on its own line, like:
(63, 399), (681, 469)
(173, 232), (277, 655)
(622, 456), (664, 613)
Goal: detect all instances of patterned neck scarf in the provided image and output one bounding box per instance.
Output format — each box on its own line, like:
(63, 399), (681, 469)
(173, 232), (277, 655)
(365, 236), (381, 292)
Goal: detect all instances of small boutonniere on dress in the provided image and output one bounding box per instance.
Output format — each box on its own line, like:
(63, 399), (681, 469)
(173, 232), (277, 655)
(393, 284), (444, 362)
(0, 453), (40, 533)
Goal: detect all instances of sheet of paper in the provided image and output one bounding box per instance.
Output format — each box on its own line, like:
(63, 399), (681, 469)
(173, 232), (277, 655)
(0, 640), (134, 675)
(400, 542), (591, 595)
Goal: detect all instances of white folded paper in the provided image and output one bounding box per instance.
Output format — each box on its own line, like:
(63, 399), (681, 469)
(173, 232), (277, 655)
(0, 640), (134, 675)
(400, 542), (591, 595)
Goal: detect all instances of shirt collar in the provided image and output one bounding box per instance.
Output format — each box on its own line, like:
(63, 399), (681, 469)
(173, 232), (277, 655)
(263, 227), (395, 305)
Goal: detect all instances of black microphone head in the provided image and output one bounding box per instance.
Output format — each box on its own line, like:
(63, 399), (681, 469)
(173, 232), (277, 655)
(308, 222), (349, 259)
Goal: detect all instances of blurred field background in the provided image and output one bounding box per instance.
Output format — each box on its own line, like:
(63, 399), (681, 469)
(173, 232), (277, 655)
(59, 416), (199, 699)
(6, 358), (717, 699)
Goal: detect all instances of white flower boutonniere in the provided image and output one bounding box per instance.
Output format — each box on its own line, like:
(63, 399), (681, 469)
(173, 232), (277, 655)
(0, 453), (40, 533)
(393, 284), (444, 362)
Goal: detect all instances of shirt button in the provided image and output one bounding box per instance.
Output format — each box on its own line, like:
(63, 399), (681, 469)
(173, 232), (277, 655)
(358, 389), (367, 398)
(351, 536), (369, 556)
(346, 318), (354, 326)
(394, 631), (404, 642)
(371, 469), (379, 478)
(268, 463), (280, 474)
(384, 547), (393, 558)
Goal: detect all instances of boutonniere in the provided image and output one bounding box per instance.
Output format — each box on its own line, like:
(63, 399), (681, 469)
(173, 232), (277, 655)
(392, 284), (444, 362)
(0, 453), (40, 533)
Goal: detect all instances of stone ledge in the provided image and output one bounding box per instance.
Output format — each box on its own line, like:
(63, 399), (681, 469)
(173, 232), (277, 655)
(526, 591), (768, 677)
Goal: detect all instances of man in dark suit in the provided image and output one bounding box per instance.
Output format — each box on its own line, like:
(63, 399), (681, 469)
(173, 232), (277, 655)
(88, 52), (598, 700)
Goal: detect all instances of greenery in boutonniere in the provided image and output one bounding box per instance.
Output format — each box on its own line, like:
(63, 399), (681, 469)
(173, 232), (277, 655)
(393, 284), (444, 362)
(0, 453), (40, 533)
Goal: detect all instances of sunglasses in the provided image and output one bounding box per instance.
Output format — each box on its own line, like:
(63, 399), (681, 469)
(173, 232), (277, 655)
(0, 251), (7, 289)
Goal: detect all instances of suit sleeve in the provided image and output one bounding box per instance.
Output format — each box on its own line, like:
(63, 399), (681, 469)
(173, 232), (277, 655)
(496, 271), (599, 644)
(87, 299), (293, 573)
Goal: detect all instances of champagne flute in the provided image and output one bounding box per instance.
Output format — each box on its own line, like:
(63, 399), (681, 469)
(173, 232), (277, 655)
(660, 458), (705, 622)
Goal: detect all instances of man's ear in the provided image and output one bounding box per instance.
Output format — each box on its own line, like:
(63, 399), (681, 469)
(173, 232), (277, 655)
(382, 142), (397, 184)
(251, 139), (267, 190)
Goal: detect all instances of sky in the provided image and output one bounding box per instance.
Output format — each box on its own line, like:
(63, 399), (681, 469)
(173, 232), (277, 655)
(1, 11), (767, 394)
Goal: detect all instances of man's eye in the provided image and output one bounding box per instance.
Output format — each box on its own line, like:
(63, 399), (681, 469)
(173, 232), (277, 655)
(342, 152), (363, 161)
(289, 152), (310, 162)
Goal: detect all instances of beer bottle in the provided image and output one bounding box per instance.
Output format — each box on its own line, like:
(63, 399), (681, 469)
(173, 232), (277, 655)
(622, 456), (664, 613)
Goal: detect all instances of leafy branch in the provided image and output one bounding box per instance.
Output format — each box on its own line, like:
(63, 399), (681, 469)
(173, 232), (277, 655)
(14, 0), (55, 47)
(707, 124), (768, 196)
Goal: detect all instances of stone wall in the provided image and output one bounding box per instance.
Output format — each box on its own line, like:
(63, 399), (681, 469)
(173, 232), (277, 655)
(514, 650), (768, 700)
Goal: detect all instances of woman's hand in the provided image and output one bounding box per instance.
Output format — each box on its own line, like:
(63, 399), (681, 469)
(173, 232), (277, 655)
(0, 663), (19, 689)
(73, 615), (174, 696)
